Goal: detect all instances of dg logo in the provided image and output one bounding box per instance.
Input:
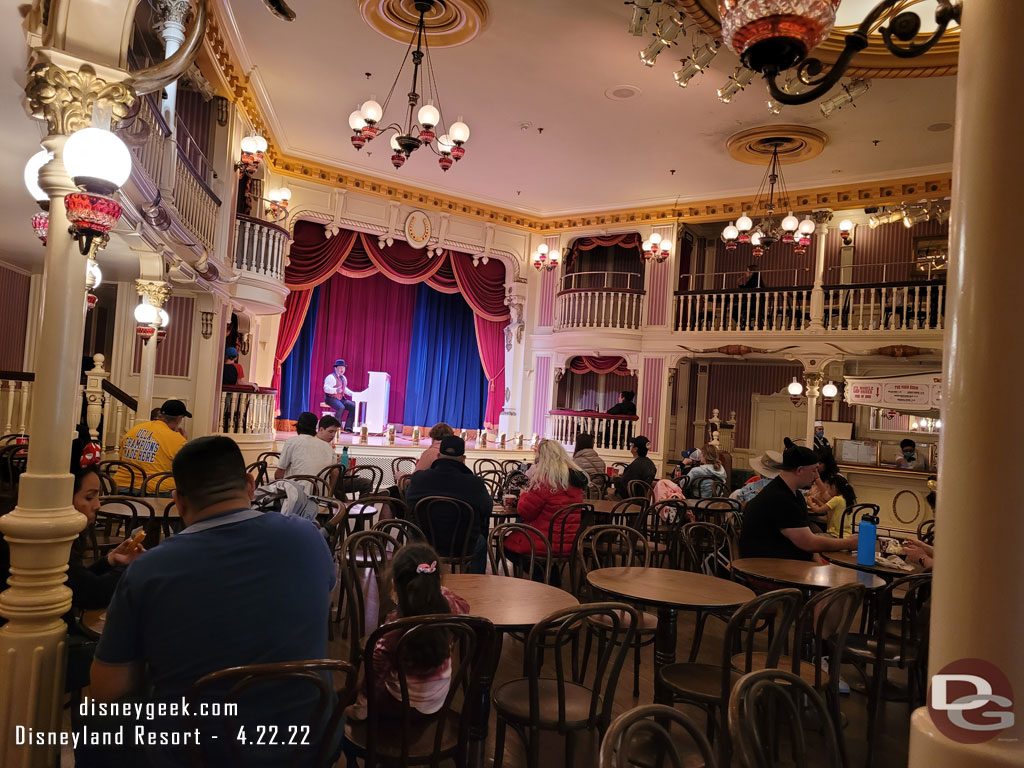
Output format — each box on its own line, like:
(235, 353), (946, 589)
(929, 658), (1016, 743)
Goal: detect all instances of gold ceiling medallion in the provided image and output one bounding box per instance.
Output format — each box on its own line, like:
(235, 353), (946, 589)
(678, 0), (958, 77)
(725, 125), (828, 166)
(358, 0), (488, 47)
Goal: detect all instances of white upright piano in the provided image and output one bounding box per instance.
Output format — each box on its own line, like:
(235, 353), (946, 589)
(350, 371), (390, 434)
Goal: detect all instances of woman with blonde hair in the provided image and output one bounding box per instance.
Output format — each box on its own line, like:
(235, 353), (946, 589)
(504, 440), (588, 585)
(685, 443), (728, 498)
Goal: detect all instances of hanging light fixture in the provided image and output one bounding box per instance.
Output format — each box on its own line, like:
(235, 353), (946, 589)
(794, 215), (815, 256)
(717, 66), (757, 103)
(238, 133), (268, 173)
(642, 233), (673, 263)
(720, 141), (803, 258)
(532, 243), (560, 272)
(821, 380), (839, 400)
(674, 39), (720, 87)
(349, 0), (469, 172)
(62, 127), (132, 256)
(788, 376), (804, 406)
(265, 186), (292, 220)
(640, 13), (685, 66)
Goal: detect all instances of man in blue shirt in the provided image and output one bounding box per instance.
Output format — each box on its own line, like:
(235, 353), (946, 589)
(88, 436), (336, 767)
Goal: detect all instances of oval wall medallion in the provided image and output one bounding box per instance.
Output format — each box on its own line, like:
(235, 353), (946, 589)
(405, 210), (431, 248)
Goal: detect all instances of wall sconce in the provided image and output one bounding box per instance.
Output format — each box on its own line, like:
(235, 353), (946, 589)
(24, 150), (52, 245)
(200, 311), (214, 339)
(236, 333), (251, 356)
(532, 243), (560, 271)
(839, 219), (854, 246)
(642, 233), (672, 263)
(821, 380), (839, 402)
(787, 377), (804, 406)
(237, 133), (268, 175)
(264, 187), (291, 221)
(62, 128), (132, 256)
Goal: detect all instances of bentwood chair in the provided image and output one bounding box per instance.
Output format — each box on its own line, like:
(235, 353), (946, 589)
(728, 669), (843, 768)
(187, 659), (357, 768)
(601, 497), (646, 529)
(143, 471), (175, 497)
(587, 473), (610, 500)
(87, 496), (150, 558)
(477, 470), (505, 502)
(626, 479), (652, 500)
(657, 589), (803, 766)
(371, 517), (423, 549)
(575, 525), (657, 698)
(916, 518), (935, 545)
(548, 502), (593, 586)
(488, 522), (552, 584)
(640, 499), (690, 569)
(255, 451), (280, 474)
(245, 460), (270, 488)
(681, 522), (736, 663)
(412, 496), (478, 574)
(343, 615), (495, 768)
(97, 460), (146, 496)
(500, 459), (524, 475)
(473, 457), (504, 476)
(338, 530), (400, 664)
(600, 704), (717, 768)
(391, 456), (417, 481)
(688, 476), (728, 499)
(492, 603), (639, 768)
(838, 503), (881, 537)
(692, 498), (743, 549)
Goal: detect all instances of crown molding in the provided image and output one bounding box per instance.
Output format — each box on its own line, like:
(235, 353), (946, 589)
(203, 0), (952, 235)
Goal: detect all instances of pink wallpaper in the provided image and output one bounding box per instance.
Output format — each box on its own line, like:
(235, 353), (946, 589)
(640, 357), (664, 451)
(532, 355), (551, 436)
(0, 266), (30, 371)
(132, 295), (195, 377)
(823, 218), (948, 284)
(538, 269), (555, 326)
(646, 259), (667, 326)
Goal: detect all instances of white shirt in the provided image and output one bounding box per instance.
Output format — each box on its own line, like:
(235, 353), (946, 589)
(323, 372), (352, 398)
(277, 434), (336, 490)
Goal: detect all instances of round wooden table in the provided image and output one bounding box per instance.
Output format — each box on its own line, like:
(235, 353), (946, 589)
(442, 573), (577, 767)
(586, 567), (755, 703)
(589, 499), (622, 515)
(731, 558), (886, 593)
(82, 609), (106, 635)
(823, 550), (921, 580)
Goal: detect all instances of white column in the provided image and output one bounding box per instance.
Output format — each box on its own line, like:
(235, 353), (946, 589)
(909, 2), (1024, 765)
(0, 134), (88, 768)
(803, 371), (822, 447)
(808, 217), (830, 330)
(154, 0), (191, 127)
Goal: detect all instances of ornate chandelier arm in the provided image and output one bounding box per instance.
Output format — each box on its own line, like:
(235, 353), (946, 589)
(764, 0), (960, 106)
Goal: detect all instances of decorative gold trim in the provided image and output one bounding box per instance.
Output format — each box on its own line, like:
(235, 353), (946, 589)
(725, 125), (828, 166)
(136, 279), (171, 308)
(358, 0), (488, 48)
(25, 62), (134, 135)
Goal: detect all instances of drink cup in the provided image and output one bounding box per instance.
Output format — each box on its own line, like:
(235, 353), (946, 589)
(503, 494), (516, 512)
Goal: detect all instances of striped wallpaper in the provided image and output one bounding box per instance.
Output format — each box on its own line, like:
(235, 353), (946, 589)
(640, 357), (664, 452)
(703, 361), (804, 449)
(823, 218), (948, 284)
(0, 266), (30, 371)
(646, 259), (668, 326)
(132, 295), (195, 376)
(532, 355), (551, 436)
(711, 235), (817, 287)
(557, 370), (639, 411)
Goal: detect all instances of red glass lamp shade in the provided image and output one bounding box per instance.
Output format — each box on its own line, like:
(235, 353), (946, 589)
(86, 293), (98, 311)
(719, 0), (841, 74)
(31, 211), (49, 245)
(351, 132), (367, 150)
(136, 326), (156, 341)
(65, 192), (123, 235)
(391, 153), (406, 169)
(438, 154), (454, 172)
(450, 145), (466, 161)
(361, 125), (379, 140)
(418, 128), (435, 145)
(157, 329), (167, 344)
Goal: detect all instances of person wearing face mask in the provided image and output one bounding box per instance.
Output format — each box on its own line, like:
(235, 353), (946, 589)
(895, 438), (927, 470)
(739, 439), (859, 561)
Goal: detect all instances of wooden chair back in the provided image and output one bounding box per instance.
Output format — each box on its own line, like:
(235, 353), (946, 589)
(681, 522), (733, 580)
(603, 497), (646, 528)
(391, 456), (417, 479)
(641, 500), (689, 568)
(626, 479), (652, 500)
(340, 531), (400, 666)
(488, 523), (551, 583)
(917, 518), (935, 545)
(574, 525), (650, 600)
(284, 474), (331, 497)
(245, 460), (270, 487)
(187, 659), (356, 768)
(726, 590), (803, 687)
(688, 476), (728, 499)
(143, 471), (175, 496)
(372, 518), (424, 549)
(838, 503), (880, 537)
(347, 464), (385, 496)
(472, 458), (503, 476)
(476, 470), (504, 502)
(600, 703), (717, 768)
(98, 460), (146, 496)
(500, 459), (524, 475)
(411, 496), (477, 573)
(587, 473), (610, 500)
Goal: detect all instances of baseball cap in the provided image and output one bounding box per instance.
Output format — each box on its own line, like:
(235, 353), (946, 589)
(631, 435), (650, 449)
(333, 358), (346, 367)
(439, 435), (466, 457)
(225, 347), (238, 359)
(781, 438), (818, 469)
(160, 399), (192, 418)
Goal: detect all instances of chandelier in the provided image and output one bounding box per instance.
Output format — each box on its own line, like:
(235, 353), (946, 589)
(628, 1), (960, 111)
(720, 143), (815, 258)
(641, 233), (673, 263)
(347, 0), (469, 172)
(531, 244), (560, 272)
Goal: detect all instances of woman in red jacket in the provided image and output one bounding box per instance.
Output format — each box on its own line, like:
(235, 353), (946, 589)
(505, 440), (588, 586)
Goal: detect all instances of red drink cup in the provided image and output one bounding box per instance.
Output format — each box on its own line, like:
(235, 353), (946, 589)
(348, 458), (356, 469)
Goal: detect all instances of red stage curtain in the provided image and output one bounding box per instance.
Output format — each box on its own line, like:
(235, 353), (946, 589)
(286, 226), (360, 289)
(474, 316), (506, 428)
(360, 233), (448, 284)
(566, 233), (643, 272)
(569, 355), (631, 376)
(426, 256), (459, 293)
(451, 255), (509, 321)
(272, 289), (313, 404)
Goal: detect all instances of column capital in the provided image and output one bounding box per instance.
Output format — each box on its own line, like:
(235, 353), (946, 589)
(154, 0), (194, 27)
(25, 60), (134, 136)
(811, 208), (833, 235)
(136, 279), (171, 308)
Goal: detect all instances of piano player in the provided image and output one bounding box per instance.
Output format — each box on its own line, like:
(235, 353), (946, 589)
(323, 358), (355, 432)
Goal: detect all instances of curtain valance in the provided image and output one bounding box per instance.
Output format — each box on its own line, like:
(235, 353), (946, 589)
(569, 356), (632, 376)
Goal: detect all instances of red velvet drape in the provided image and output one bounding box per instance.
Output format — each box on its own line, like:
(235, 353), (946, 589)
(474, 316), (506, 428)
(569, 355), (631, 376)
(565, 233), (643, 272)
(272, 289), (314, 403)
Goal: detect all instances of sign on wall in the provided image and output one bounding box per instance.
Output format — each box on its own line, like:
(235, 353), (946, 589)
(844, 372), (942, 412)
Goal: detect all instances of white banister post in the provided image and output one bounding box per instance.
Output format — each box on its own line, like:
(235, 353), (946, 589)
(83, 354), (110, 442)
(808, 212), (832, 331)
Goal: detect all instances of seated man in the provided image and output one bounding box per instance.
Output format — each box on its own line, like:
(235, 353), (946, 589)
(739, 440), (858, 561)
(222, 346), (259, 390)
(404, 435), (492, 573)
(276, 412), (340, 494)
(612, 435), (657, 498)
(606, 390), (637, 416)
(88, 436), (336, 767)
(114, 399), (190, 492)
(323, 358), (355, 433)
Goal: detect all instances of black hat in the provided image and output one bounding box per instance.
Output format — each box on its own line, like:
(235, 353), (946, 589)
(631, 435), (650, 448)
(160, 399), (192, 418)
(295, 412), (318, 433)
(439, 435), (466, 457)
(333, 359), (346, 367)
(781, 438), (818, 469)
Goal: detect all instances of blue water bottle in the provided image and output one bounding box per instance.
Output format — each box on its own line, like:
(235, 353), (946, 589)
(340, 446), (349, 470)
(856, 512), (879, 565)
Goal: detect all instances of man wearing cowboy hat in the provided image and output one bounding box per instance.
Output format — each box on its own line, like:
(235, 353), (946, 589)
(730, 450), (784, 507)
(739, 439), (858, 561)
(323, 359), (355, 432)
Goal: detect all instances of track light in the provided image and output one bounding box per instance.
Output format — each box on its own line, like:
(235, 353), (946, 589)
(718, 67), (756, 103)
(868, 208), (905, 229)
(820, 79), (871, 117)
(626, 0), (656, 36)
(767, 98), (783, 115)
(639, 14), (684, 67)
(673, 40), (719, 87)
(903, 206), (930, 228)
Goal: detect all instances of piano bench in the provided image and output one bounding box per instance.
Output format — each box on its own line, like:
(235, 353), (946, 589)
(319, 402), (335, 418)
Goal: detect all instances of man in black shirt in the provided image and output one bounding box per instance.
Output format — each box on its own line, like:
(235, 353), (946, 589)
(613, 435), (657, 498)
(739, 440), (858, 561)
(607, 390), (637, 416)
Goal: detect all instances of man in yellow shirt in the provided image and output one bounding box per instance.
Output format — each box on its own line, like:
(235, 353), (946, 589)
(114, 400), (190, 492)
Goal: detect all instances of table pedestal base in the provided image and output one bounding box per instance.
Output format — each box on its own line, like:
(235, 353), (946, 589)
(653, 606), (678, 704)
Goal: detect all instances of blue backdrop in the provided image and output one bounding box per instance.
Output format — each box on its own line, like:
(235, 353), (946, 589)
(279, 285), (321, 420)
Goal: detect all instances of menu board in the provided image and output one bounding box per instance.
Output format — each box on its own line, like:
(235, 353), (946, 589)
(845, 373), (942, 412)
(837, 439), (880, 467)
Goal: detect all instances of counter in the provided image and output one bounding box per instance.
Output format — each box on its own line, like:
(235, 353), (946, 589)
(837, 464), (934, 533)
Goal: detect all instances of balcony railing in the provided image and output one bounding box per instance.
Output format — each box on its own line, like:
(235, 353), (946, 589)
(549, 410), (638, 452)
(554, 271), (645, 331)
(220, 386), (277, 436)
(675, 287), (814, 332)
(120, 93), (171, 189)
(678, 267), (811, 292)
(173, 147), (220, 251)
(823, 281), (945, 331)
(233, 215), (288, 281)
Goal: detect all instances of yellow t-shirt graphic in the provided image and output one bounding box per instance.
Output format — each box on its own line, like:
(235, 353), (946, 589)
(114, 420), (186, 489)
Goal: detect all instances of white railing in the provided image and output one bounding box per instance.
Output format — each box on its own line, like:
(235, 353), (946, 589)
(173, 151), (219, 251)
(555, 291), (644, 331)
(549, 411), (638, 452)
(118, 94), (171, 192)
(679, 267), (811, 292)
(0, 377), (32, 438)
(823, 282), (945, 331)
(220, 388), (276, 436)
(233, 215), (288, 281)
(675, 289), (813, 332)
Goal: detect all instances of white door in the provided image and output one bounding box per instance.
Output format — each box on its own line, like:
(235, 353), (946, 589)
(750, 389), (808, 453)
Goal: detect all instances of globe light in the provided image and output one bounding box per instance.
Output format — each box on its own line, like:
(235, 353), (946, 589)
(390, 134), (402, 152)
(266, 187), (281, 202)
(360, 100), (383, 123)
(839, 219), (853, 234)
(736, 212), (753, 232)
(549, 249), (561, 266)
(537, 243), (549, 255)
(750, 230), (763, 246)
(822, 381), (839, 399)
(240, 135), (259, 154)
(24, 150), (51, 203)
(348, 110), (367, 131)
(660, 239), (673, 253)
(134, 300), (159, 325)
(798, 216), (816, 235)
(417, 103), (440, 129)
(63, 128), (132, 194)
(85, 259), (102, 290)
(781, 212), (799, 232)
(158, 308), (170, 328)
(449, 120), (470, 143)
(787, 377), (804, 397)
(642, 240), (653, 253)
(649, 232), (662, 246)
(252, 135), (268, 153)
(722, 223), (739, 241)
(437, 134), (454, 153)
(278, 187), (292, 201)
